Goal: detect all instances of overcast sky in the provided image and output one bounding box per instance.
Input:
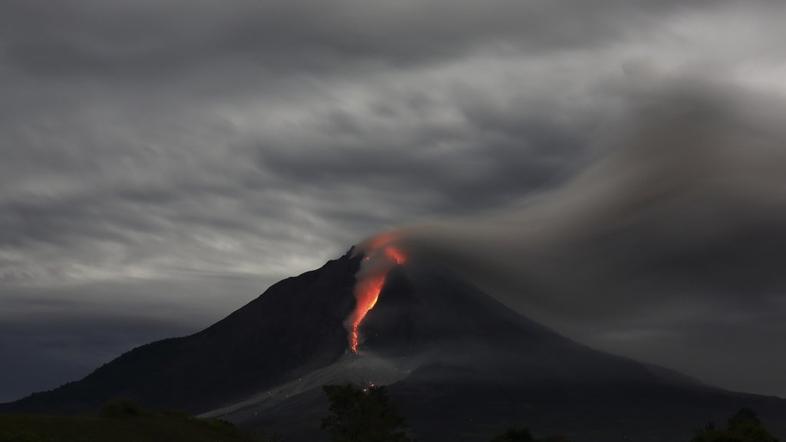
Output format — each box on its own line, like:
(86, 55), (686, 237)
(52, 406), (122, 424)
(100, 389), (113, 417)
(2, 0), (786, 402)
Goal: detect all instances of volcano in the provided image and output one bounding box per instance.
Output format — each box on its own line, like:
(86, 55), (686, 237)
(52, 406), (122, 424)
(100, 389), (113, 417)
(4, 246), (786, 441)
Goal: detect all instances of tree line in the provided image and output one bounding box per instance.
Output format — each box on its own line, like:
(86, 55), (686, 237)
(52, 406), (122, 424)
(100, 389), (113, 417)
(321, 383), (780, 442)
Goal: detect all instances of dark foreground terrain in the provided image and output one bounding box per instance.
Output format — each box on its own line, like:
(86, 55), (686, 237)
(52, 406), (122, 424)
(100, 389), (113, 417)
(0, 411), (270, 442)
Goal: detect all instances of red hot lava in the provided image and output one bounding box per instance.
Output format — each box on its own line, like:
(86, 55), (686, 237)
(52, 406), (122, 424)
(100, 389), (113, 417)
(346, 239), (407, 353)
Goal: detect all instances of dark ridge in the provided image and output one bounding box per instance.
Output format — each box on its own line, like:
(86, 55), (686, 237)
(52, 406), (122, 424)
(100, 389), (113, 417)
(2, 249), (362, 414)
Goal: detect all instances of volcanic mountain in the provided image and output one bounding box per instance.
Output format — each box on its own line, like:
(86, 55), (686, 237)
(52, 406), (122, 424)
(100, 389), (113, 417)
(4, 245), (786, 441)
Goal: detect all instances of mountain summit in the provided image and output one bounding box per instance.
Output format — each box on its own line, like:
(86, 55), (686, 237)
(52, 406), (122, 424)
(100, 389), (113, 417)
(4, 246), (786, 441)
(4, 249), (361, 414)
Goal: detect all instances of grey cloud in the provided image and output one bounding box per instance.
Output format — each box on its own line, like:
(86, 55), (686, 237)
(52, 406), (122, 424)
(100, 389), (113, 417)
(254, 85), (589, 217)
(2, 0), (786, 402)
(1, 0), (765, 78)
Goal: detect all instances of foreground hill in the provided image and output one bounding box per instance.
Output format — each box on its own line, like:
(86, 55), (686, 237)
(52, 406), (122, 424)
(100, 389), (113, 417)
(0, 409), (268, 442)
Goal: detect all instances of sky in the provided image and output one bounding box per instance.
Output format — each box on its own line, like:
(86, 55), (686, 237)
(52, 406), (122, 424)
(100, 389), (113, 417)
(2, 0), (786, 402)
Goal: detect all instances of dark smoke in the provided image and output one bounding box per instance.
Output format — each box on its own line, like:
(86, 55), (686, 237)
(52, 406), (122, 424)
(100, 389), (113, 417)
(386, 76), (786, 396)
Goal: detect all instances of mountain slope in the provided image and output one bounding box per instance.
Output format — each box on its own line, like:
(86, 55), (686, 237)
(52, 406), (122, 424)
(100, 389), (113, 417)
(3, 249), (361, 414)
(4, 249), (786, 441)
(203, 262), (786, 441)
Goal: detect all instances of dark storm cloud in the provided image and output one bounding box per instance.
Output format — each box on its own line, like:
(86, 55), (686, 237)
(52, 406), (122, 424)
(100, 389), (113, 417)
(0, 0), (742, 77)
(1, 0), (786, 401)
(255, 99), (584, 214)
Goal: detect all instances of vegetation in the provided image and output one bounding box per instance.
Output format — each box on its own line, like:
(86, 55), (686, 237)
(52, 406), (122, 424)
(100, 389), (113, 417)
(1, 394), (780, 442)
(489, 426), (569, 442)
(321, 383), (411, 442)
(490, 427), (537, 441)
(489, 408), (781, 442)
(0, 400), (272, 442)
(692, 408), (779, 442)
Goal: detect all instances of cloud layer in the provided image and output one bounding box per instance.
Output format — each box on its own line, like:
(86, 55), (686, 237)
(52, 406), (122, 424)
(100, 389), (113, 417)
(1, 0), (785, 400)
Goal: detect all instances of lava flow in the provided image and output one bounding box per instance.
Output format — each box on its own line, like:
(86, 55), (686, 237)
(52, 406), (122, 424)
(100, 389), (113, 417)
(346, 241), (407, 353)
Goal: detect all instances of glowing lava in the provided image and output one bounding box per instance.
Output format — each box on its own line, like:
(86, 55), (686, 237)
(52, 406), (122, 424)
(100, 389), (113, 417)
(347, 272), (386, 353)
(346, 239), (408, 353)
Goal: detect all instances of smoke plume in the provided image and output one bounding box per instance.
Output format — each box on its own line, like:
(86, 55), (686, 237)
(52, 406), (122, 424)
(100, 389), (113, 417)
(375, 76), (786, 395)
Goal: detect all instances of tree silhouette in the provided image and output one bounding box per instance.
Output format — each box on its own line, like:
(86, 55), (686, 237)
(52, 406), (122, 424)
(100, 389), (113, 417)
(490, 427), (570, 442)
(692, 408), (779, 442)
(490, 427), (536, 441)
(99, 399), (146, 418)
(321, 383), (410, 442)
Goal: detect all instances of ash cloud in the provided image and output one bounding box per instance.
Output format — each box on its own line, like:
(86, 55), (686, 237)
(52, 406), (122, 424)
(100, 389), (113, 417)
(398, 78), (786, 395)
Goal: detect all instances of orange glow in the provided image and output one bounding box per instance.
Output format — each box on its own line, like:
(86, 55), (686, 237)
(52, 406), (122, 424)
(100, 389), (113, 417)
(364, 231), (399, 251)
(346, 240), (408, 353)
(348, 273), (386, 353)
(384, 247), (407, 265)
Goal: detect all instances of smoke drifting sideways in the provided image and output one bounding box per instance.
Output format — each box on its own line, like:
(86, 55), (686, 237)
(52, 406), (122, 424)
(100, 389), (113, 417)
(379, 77), (786, 396)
